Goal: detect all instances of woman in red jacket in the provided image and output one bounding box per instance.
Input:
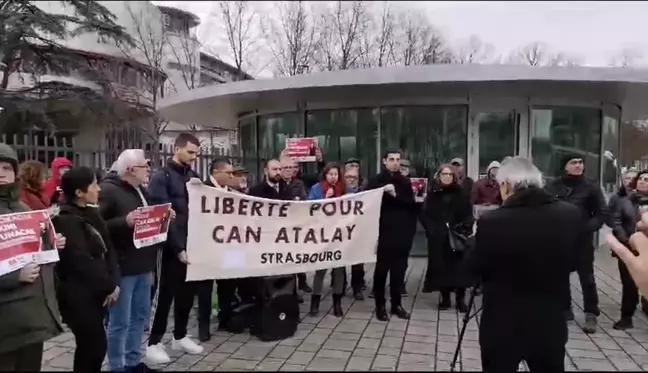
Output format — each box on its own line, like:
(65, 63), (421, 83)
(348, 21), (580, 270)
(19, 160), (49, 210)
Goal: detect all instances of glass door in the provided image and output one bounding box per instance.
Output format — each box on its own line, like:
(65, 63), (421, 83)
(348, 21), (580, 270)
(475, 111), (518, 179)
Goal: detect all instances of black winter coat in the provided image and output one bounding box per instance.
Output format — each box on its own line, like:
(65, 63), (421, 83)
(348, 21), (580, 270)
(611, 192), (648, 246)
(423, 183), (474, 290)
(148, 160), (200, 258)
(467, 187), (583, 348)
(249, 180), (292, 201)
(546, 175), (608, 234)
(366, 170), (418, 252)
(53, 204), (119, 321)
(98, 174), (157, 276)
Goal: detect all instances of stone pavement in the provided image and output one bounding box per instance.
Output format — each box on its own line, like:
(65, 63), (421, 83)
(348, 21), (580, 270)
(42, 249), (648, 371)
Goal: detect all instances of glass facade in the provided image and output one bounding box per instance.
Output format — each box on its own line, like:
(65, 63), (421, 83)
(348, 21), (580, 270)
(530, 107), (601, 181)
(381, 106), (467, 178)
(238, 103), (611, 256)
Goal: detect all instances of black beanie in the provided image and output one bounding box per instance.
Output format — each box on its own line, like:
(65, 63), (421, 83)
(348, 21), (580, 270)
(560, 152), (582, 169)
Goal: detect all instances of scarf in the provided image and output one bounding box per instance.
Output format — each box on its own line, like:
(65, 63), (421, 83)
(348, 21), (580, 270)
(321, 181), (345, 198)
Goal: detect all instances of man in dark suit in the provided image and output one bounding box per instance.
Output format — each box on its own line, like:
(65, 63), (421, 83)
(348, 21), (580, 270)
(469, 157), (584, 372)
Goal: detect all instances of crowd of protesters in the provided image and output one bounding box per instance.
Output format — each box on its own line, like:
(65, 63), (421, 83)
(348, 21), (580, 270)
(4, 130), (648, 372)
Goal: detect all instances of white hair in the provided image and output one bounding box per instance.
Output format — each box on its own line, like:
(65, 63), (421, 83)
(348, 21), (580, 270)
(496, 156), (544, 190)
(115, 149), (146, 176)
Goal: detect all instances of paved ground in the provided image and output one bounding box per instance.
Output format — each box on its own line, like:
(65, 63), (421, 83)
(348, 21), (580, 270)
(42, 249), (648, 371)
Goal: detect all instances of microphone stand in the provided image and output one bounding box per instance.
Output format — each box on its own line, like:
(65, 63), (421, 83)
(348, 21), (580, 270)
(450, 284), (483, 372)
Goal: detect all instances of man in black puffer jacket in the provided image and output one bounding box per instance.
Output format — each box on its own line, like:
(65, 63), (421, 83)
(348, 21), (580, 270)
(98, 149), (159, 372)
(366, 149), (418, 322)
(546, 153), (608, 334)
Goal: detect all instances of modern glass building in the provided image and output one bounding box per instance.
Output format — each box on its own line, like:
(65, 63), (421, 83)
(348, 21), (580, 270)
(159, 64), (648, 255)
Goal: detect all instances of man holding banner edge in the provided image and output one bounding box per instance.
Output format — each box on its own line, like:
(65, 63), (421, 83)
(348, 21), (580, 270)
(366, 149), (418, 321)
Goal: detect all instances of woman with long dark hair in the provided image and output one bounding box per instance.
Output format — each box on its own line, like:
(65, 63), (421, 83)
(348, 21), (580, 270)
(422, 164), (474, 312)
(610, 169), (648, 330)
(308, 162), (347, 317)
(52, 167), (120, 372)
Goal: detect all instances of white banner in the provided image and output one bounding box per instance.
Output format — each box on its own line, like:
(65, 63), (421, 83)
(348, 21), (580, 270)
(185, 183), (384, 281)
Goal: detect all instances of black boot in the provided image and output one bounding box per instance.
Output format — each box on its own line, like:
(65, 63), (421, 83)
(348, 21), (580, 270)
(438, 292), (451, 310)
(332, 294), (344, 317)
(391, 304), (410, 320)
(456, 294), (468, 313)
(198, 322), (211, 342)
(309, 294), (321, 316)
(353, 287), (364, 300)
(613, 317), (634, 330)
(375, 302), (389, 322)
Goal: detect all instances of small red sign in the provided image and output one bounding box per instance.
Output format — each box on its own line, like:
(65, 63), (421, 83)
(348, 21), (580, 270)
(284, 138), (319, 162)
(133, 203), (172, 249)
(0, 210), (58, 277)
(410, 178), (428, 203)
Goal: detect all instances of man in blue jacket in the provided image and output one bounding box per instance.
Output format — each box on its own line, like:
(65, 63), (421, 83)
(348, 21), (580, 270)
(145, 133), (204, 365)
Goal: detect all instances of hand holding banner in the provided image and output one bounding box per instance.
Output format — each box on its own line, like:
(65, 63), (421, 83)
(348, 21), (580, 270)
(0, 210), (59, 277)
(133, 203), (172, 249)
(186, 184), (384, 281)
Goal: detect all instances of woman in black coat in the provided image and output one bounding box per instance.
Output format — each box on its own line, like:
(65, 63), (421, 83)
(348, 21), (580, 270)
(422, 164), (474, 312)
(52, 167), (120, 372)
(611, 169), (648, 330)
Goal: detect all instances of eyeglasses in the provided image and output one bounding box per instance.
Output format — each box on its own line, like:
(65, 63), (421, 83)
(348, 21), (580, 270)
(345, 175), (358, 180)
(440, 172), (454, 176)
(638, 176), (648, 182)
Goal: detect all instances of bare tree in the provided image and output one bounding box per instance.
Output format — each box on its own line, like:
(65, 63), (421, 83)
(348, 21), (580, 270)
(313, 1), (369, 71)
(507, 41), (579, 67)
(394, 9), (452, 66)
(356, 1), (397, 68)
(262, 1), (319, 77)
(119, 3), (169, 146)
(207, 1), (259, 77)
(609, 47), (644, 68)
(455, 35), (495, 64)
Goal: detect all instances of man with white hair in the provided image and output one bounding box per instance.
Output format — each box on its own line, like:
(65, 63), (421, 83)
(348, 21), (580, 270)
(468, 157), (585, 372)
(98, 149), (157, 372)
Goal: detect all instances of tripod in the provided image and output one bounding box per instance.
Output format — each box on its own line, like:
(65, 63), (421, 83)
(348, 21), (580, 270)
(450, 285), (483, 372)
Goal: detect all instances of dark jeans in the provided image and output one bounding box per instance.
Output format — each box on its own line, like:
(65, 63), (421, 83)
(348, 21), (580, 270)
(216, 279), (238, 325)
(297, 273), (309, 288)
(149, 258), (197, 345)
(351, 264), (365, 291)
(565, 247), (600, 316)
(373, 247), (409, 307)
(0, 342), (43, 371)
(67, 302), (108, 373)
(196, 280), (214, 326)
(618, 259), (639, 318)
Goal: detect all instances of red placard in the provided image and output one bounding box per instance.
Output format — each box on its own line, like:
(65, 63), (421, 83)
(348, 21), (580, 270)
(0, 210), (58, 277)
(133, 203), (172, 249)
(284, 138), (319, 162)
(410, 178), (428, 203)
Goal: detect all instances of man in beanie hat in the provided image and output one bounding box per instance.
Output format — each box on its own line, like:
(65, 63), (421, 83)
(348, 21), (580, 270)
(546, 152), (607, 334)
(472, 160), (502, 206)
(0, 143), (66, 370)
(450, 157), (474, 193)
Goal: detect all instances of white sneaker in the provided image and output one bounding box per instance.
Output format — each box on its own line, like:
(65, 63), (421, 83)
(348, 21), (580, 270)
(171, 336), (204, 355)
(145, 343), (171, 365)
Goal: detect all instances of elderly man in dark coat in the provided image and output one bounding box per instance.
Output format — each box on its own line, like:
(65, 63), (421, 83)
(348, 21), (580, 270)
(469, 157), (584, 372)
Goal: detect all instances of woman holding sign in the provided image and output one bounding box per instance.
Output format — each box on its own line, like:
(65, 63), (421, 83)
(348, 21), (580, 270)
(53, 167), (120, 373)
(308, 163), (347, 317)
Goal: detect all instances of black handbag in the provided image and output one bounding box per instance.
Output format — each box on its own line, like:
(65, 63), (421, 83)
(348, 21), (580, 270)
(446, 222), (472, 253)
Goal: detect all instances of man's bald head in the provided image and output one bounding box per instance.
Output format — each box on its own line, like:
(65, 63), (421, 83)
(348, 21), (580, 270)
(280, 156), (298, 180)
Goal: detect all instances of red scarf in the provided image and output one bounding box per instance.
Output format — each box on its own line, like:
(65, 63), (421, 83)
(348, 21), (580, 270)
(322, 181), (345, 198)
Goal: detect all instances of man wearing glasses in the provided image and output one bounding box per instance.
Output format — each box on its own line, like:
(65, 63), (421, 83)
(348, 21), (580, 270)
(546, 153), (608, 334)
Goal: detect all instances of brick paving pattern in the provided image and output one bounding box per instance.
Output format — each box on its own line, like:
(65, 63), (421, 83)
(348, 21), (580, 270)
(41, 249), (648, 371)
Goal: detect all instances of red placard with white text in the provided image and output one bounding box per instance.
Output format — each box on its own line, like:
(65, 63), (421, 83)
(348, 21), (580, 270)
(410, 178), (428, 203)
(0, 210), (58, 277)
(285, 138), (319, 162)
(133, 203), (172, 249)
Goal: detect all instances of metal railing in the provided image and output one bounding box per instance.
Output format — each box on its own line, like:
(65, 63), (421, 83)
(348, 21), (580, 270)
(0, 133), (264, 184)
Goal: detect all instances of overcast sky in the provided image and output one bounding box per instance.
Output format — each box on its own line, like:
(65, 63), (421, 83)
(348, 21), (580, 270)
(152, 1), (648, 76)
